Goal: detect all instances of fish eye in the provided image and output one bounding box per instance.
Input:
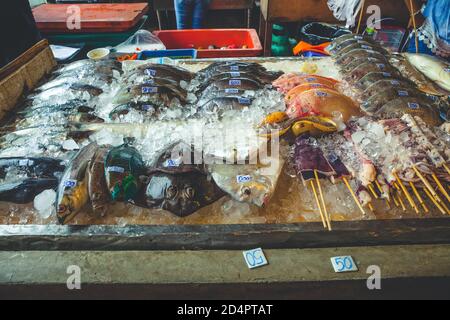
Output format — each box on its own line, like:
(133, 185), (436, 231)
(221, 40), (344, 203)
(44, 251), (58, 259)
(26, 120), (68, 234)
(184, 186), (195, 199)
(241, 186), (252, 197)
(166, 185), (178, 199)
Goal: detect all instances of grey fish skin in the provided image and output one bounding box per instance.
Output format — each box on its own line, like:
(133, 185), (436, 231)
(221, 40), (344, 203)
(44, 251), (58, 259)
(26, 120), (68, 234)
(375, 97), (442, 127)
(341, 56), (389, 74)
(199, 61), (267, 75)
(361, 87), (422, 114)
(56, 59), (122, 76)
(334, 41), (389, 56)
(199, 96), (254, 117)
(130, 63), (194, 82)
(109, 102), (159, 121)
(28, 83), (103, 104)
(328, 34), (374, 52)
(0, 157), (65, 180)
(0, 178), (59, 204)
(113, 83), (188, 107)
(345, 62), (401, 84)
(198, 88), (251, 106)
(360, 79), (417, 101)
(356, 72), (407, 91)
(204, 78), (263, 91)
(335, 49), (388, 66)
(56, 143), (99, 224)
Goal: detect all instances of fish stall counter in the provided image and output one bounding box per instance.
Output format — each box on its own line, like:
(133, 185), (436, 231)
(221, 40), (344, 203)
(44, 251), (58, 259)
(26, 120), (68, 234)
(1, 36), (450, 290)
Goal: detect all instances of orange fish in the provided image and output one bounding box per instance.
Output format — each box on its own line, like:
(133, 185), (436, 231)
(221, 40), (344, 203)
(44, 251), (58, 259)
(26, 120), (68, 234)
(274, 74), (339, 94)
(285, 83), (339, 102)
(286, 89), (360, 122)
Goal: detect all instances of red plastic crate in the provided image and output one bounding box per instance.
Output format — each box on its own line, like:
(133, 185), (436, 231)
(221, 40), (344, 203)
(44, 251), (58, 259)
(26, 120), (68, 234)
(153, 29), (263, 58)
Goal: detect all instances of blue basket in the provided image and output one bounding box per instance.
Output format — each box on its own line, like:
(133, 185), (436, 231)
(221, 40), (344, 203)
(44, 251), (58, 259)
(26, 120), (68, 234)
(138, 49), (198, 60)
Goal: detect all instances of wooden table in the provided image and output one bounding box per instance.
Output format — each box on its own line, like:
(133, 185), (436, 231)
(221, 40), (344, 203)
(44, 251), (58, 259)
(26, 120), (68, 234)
(259, 0), (422, 56)
(153, 0), (255, 30)
(33, 3), (149, 33)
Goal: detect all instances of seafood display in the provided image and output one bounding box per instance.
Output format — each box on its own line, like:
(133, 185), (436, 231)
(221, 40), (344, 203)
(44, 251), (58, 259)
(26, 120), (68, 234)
(328, 34), (447, 127)
(0, 37), (449, 229)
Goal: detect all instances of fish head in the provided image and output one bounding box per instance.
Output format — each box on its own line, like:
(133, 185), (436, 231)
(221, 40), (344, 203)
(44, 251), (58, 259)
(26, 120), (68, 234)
(236, 178), (272, 208)
(57, 195), (77, 224)
(145, 174), (201, 217)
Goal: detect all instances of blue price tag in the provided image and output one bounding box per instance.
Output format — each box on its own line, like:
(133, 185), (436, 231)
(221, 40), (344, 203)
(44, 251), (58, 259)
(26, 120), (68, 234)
(230, 65), (240, 71)
(64, 180), (77, 188)
(236, 175), (252, 183)
(230, 72), (241, 77)
(330, 256), (358, 273)
(229, 79), (242, 86)
(225, 88), (240, 94)
(142, 87), (158, 94)
(238, 97), (252, 105)
(145, 69), (157, 77)
(408, 102), (420, 110)
(243, 248), (268, 269)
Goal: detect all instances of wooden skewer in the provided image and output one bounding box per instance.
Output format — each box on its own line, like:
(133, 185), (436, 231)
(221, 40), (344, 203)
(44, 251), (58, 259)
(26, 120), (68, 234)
(309, 180), (327, 229)
(368, 203), (374, 212)
(373, 180), (390, 208)
(314, 170), (331, 231)
(368, 183), (379, 199)
(423, 187), (446, 215)
(412, 166), (437, 197)
(409, 0), (419, 53)
(393, 173), (419, 214)
(343, 177), (366, 216)
(356, 0), (366, 34)
(443, 164), (450, 176)
(438, 198), (450, 215)
(395, 191), (407, 211)
(391, 190), (400, 207)
(409, 182), (429, 213)
(432, 173), (450, 203)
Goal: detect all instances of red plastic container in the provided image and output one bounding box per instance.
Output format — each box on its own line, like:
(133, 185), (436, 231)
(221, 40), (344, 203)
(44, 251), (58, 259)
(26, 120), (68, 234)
(153, 29), (263, 58)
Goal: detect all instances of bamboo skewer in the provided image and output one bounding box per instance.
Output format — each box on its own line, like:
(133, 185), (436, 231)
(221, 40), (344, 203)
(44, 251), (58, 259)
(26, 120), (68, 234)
(393, 173), (419, 214)
(396, 191), (407, 211)
(391, 190), (400, 207)
(412, 165), (438, 198)
(409, 0), (419, 53)
(424, 187), (446, 215)
(374, 180), (391, 208)
(343, 177), (366, 216)
(356, 0), (366, 34)
(309, 180), (327, 229)
(314, 170), (331, 231)
(432, 173), (450, 203)
(443, 164), (450, 176)
(409, 182), (429, 213)
(368, 203), (374, 212)
(368, 183), (379, 199)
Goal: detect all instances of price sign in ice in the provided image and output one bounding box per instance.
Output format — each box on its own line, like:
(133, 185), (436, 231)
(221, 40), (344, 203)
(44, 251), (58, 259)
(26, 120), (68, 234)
(330, 256), (358, 273)
(243, 248), (268, 269)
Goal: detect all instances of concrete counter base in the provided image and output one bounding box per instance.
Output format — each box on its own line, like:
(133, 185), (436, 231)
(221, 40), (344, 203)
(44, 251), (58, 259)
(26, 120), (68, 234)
(1, 245), (450, 299)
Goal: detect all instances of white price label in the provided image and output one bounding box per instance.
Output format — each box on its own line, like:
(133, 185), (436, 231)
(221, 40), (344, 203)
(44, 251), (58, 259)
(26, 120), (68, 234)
(330, 256), (358, 273)
(243, 248), (268, 269)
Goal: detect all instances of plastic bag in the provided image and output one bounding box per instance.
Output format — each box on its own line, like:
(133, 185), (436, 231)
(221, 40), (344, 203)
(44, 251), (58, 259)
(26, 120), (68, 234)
(327, 0), (363, 28)
(297, 22), (351, 45)
(115, 30), (166, 53)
